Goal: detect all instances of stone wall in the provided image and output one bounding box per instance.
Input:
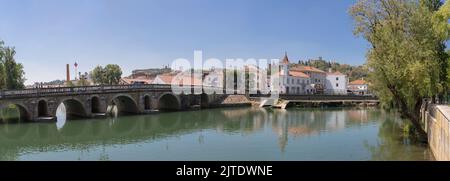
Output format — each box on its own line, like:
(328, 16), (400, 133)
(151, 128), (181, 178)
(210, 95), (251, 108)
(422, 104), (450, 161)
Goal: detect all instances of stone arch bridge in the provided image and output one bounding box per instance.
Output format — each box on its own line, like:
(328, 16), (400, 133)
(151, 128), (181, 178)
(0, 84), (231, 121)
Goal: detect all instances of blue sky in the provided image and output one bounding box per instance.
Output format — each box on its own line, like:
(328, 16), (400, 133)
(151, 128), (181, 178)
(0, 0), (368, 84)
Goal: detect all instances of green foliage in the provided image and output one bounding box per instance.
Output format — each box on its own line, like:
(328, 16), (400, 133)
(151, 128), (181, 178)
(66, 80), (74, 87)
(77, 78), (89, 86)
(0, 40), (26, 90)
(90, 65), (105, 85)
(0, 106), (20, 122)
(90, 64), (122, 85)
(421, 0), (443, 11)
(350, 0), (450, 136)
(295, 59), (368, 81)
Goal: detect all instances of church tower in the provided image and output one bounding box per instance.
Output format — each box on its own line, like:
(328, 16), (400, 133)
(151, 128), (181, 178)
(280, 52), (289, 75)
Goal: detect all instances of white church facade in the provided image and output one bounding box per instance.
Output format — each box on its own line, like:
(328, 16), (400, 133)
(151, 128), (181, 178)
(276, 53), (348, 95)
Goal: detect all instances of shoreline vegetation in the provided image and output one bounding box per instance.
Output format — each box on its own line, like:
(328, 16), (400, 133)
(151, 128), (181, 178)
(349, 0), (450, 140)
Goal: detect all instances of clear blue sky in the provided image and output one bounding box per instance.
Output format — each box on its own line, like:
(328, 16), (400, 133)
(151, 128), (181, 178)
(0, 0), (368, 85)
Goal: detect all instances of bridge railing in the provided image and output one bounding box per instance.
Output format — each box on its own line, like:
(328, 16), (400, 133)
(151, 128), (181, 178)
(0, 84), (242, 99)
(0, 84), (175, 99)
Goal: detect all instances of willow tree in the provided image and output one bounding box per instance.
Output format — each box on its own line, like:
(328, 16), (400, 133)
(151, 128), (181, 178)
(421, 0), (450, 102)
(350, 0), (450, 138)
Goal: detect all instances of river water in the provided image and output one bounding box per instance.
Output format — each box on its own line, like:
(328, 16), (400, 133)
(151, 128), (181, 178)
(0, 107), (432, 160)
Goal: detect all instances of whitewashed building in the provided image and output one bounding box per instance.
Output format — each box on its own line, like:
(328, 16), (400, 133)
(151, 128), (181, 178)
(290, 65), (327, 94)
(277, 53), (313, 94)
(325, 70), (347, 95)
(348, 79), (369, 95)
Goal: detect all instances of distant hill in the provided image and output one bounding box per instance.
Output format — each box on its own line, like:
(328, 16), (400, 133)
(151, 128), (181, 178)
(294, 57), (368, 81)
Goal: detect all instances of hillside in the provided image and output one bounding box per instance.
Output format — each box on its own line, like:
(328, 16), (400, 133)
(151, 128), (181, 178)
(294, 57), (368, 81)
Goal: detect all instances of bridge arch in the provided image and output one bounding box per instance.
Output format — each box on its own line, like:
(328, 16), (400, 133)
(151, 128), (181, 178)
(201, 93), (209, 108)
(143, 95), (151, 111)
(158, 93), (181, 111)
(57, 98), (88, 119)
(37, 99), (49, 117)
(110, 94), (140, 115)
(1, 103), (31, 122)
(91, 96), (102, 114)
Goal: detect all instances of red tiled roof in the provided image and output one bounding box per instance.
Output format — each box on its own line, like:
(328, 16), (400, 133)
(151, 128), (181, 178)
(349, 79), (367, 85)
(289, 71), (310, 78)
(327, 71), (345, 76)
(155, 74), (175, 84)
(156, 74), (203, 86)
(291, 66), (325, 73)
(278, 70), (310, 78)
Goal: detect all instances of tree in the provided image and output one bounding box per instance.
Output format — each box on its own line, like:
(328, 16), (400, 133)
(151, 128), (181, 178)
(421, 0), (449, 102)
(66, 80), (74, 87)
(350, 0), (450, 139)
(90, 65), (105, 85)
(90, 64), (122, 85)
(0, 40), (25, 90)
(104, 64), (122, 85)
(77, 78), (89, 86)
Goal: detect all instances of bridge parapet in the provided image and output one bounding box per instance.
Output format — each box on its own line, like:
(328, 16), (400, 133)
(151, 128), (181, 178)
(0, 84), (247, 122)
(0, 85), (238, 100)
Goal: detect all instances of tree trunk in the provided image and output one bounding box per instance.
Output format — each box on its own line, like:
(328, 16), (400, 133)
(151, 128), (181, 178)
(390, 89), (428, 141)
(400, 98), (428, 142)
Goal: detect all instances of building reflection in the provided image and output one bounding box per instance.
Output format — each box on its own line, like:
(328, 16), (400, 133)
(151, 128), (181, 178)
(270, 108), (371, 152)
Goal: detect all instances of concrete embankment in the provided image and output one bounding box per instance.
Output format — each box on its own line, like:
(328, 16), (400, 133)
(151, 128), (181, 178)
(250, 97), (379, 109)
(210, 95), (252, 108)
(421, 104), (450, 161)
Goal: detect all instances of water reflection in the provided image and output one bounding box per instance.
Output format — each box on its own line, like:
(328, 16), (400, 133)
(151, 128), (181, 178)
(365, 116), (433, 160)
(0, 107), (431, 160)
(56, 104), (66, 130)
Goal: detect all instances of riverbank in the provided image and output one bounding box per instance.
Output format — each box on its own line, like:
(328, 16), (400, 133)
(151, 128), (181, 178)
(421, 104), (450, 161)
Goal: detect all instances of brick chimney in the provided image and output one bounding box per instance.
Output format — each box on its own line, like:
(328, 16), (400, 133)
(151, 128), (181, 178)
(66, 64), (70, 81)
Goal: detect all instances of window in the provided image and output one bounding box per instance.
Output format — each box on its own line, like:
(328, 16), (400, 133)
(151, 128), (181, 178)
(336, 77), (339, 81)
(287, 78), (290, 84)
(336, 83), (339, 87)
(292, 79), (294, 84)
